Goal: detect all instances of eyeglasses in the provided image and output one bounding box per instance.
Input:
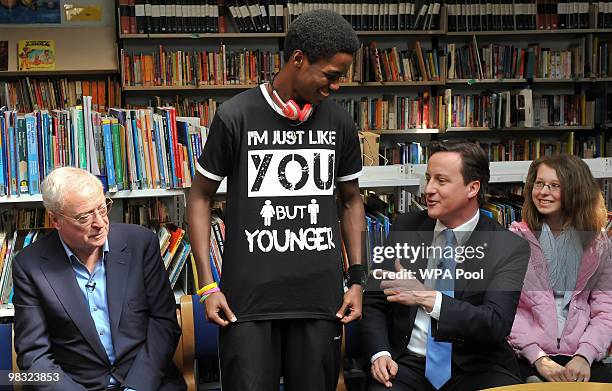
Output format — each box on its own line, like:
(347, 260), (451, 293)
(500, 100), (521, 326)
(60, 199), (113, 225)
(533, 181), (561, 193)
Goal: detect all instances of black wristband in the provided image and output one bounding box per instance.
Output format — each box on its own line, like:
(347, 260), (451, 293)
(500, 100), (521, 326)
(347, 264), (366, 287)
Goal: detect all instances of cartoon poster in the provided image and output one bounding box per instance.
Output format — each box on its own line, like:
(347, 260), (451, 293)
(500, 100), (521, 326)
(0, 41), (7, 71)
(0, 0), (61, 24)
(17, 40), (56, 71)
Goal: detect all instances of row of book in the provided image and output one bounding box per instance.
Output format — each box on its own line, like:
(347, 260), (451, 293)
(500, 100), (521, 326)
(119, 0), (223, 34)
(337, 92), (446, 131)
(227, 0), (286, 32)
(592, 39), (612, 78)
(374, 133), (609, 167)
(121, 46), (283, 87)
(350, 41), (444, 83)
(140, 96), (219, 127)
(475, 132), (611, 159)
(0, 78), (121, 115)
(0, 101), (209, 197)
(158, 224), (192, 288)
(381, 142), (430, 164)
(0, 222), (196, 305)
(446, 39), (589, 80)
(447, 90), (595, 128)
(0, 229), (40, 305)
(286, 0), (442, 30)
(447, 0), (590, 31)
(123, 198), (171, 226)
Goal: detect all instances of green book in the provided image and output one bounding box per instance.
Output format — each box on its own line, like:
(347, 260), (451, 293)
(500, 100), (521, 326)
(74, 105), (87, 170)
(110, 118), (124, 190)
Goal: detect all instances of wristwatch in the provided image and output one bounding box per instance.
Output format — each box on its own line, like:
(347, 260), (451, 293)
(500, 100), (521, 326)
(346, 264), (367, 288)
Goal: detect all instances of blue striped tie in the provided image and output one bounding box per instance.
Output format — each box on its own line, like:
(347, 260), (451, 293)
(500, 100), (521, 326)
(425, 228), (456, 390)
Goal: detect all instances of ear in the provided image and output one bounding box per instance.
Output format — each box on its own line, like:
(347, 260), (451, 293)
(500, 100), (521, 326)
(48, 211), (62, 231)
(467, 180), (481, 200)
(292, 50), (304, 67)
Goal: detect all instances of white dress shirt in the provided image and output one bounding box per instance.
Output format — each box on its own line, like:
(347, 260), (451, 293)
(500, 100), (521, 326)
(371, 210), (480, 363)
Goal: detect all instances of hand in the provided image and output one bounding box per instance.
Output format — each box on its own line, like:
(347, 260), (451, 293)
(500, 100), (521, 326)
(336, 285), (362, 324)
(380, 260), (433, 307)
(564, 355), (591, 382)
(534, 356), (571, 382)
(371, 355), (398, 388)
(204, 291), (237, 327)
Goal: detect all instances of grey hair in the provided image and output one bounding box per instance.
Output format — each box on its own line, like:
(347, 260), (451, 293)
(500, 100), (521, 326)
(41, 167), (104, 213)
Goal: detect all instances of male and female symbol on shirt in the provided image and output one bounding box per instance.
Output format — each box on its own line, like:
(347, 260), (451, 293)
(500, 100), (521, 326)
(260, 199), (320, 226)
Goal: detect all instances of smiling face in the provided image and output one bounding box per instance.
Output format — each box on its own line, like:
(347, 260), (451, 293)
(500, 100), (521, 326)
(424, 151), (481, 228)
(531, 163), (563, 224)
(293, 51), (353, 105)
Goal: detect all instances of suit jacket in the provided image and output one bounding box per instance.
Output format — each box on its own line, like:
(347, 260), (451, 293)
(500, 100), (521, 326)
(13, 223), (186, 391)
(362, 211), (530, 377)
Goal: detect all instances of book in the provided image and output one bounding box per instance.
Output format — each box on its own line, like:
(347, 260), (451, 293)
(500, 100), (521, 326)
(0, 41), (7, 72)
(17, 40), (56, 71)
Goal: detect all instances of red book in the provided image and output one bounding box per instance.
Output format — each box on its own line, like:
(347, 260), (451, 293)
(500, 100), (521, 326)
(120, 0), (130, 34)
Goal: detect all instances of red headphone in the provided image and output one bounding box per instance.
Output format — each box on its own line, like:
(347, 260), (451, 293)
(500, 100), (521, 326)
(269, 75), (314, 122)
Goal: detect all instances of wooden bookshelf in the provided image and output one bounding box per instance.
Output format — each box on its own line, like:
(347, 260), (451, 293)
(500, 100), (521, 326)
(122, 81), (446, 91)
(446, 78), (606, 84)
(368, 129), (441, 134)
(122, 84), (258, 91)
(0, 26), (118, 74)
(446, 126), (594, 132)
(446, 28), (597, 36)
(355, 30), (445, 36)
(120, 32), (286, 39)
(0, 70), (119, 77)
(340, 81), (445, 87)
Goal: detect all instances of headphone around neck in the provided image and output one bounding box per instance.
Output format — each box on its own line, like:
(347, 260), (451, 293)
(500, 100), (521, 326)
(268, 74), (314, 122)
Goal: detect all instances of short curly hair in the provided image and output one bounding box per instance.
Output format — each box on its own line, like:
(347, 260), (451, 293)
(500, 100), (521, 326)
(283, 9), (360, 63)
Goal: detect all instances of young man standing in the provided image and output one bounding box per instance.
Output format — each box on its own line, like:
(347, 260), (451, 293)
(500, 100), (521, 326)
(187, 10), (366, 391)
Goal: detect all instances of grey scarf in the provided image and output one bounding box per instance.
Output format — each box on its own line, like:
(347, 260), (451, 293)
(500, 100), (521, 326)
(539, 222), (583, 299)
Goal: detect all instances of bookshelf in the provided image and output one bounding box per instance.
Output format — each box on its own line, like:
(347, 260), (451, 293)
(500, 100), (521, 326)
(411, 157), (612, 182)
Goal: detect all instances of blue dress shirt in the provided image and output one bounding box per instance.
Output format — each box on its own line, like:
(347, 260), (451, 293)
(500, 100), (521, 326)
(59, 238), (136, 391)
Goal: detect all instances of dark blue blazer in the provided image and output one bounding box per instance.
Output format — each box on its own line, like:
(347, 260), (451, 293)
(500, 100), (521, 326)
(362, 211), (531, 377)
(12, 223), (186, 391)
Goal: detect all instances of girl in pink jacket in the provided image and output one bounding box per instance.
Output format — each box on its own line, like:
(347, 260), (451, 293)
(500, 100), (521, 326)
(508, 154), (612, 383)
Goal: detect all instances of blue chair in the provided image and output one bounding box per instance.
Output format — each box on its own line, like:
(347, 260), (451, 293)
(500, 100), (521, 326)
(176, 295), (349, 391)
(0, 322), (16, 391)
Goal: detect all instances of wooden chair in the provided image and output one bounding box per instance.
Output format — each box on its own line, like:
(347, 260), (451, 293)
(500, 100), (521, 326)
(0, 322), (20, 391)
(174, 295), (349, 391)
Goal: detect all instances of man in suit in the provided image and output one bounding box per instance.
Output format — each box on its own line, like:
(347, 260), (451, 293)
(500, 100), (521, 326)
(12, 167), (186, 391)
(362, 140), (531, 391)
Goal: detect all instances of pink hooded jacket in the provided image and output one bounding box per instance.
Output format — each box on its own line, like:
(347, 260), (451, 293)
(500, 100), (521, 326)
(508, 221), (612, 365)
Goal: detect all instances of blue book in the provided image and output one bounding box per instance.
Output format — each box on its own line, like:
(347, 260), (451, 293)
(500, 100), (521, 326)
(160, 109), (177, 188)
(35, 111), (45, 180)
(25, 114), (40, 195)
(152, 118), (166, 189)
(209, 248), (221, 283)
(170, 243), (191, 288)
(0, 108), (5, 196)
(41, 111), (52, 177)
(101, 118), (117, 192)
(176, 121), (195, 178)
(129, 113), (142, 183)
(480, 208), (493, 219)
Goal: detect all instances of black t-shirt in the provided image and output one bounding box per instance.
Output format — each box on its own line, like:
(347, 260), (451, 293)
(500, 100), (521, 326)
(196, 84), (362, 321)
